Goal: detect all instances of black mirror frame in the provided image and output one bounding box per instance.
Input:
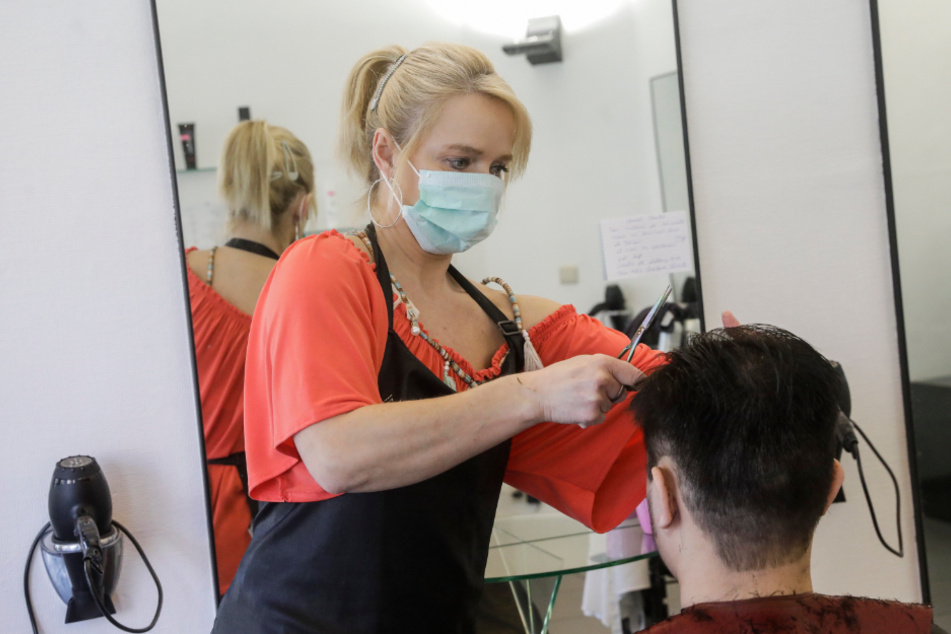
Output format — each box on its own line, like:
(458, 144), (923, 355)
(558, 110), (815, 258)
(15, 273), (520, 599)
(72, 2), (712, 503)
(149, 0), (222, 603)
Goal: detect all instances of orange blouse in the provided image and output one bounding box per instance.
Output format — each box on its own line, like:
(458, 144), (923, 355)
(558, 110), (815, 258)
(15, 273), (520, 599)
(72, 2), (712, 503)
(244, 231), (665, 533)
(185, 247), (253, 596)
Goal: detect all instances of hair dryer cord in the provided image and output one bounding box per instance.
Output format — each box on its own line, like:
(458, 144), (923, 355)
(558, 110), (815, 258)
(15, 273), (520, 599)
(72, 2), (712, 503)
(83, 520), (163, 633)
(24, 520), (163, 633)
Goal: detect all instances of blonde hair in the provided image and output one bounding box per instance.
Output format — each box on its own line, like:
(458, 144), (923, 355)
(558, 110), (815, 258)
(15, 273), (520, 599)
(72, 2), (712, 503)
(338, 43), (532, 191)
(218, 120), (315, 233)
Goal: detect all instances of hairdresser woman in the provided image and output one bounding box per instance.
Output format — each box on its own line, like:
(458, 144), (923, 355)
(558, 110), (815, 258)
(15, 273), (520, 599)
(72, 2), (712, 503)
(185, 120), (314, 597)
(213, 44), (663, 633)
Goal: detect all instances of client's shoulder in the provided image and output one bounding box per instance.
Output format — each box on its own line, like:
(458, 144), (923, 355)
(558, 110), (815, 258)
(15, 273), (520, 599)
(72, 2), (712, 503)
(641, 594), (935, 633)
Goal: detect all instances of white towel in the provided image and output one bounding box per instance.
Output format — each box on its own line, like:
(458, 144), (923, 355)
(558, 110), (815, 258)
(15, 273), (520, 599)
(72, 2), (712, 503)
(581, 534), (651, 632)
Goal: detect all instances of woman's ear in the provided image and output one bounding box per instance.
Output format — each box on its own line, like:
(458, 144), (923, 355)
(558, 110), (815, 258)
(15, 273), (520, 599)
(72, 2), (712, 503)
(371, 128), (396, 180)
(823, 459), (846, 514)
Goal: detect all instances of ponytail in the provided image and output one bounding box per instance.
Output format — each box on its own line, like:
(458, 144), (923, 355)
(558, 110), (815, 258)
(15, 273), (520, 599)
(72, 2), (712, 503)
(338, 46), (409, 185)
(336, 43), (532, 196)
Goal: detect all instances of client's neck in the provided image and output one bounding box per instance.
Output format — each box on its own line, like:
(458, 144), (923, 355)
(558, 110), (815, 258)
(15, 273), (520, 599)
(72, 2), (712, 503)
(678, 539), (813, 609)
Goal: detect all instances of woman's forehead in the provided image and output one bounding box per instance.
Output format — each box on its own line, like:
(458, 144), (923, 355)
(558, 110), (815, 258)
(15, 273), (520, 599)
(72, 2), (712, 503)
(422, 93), (515, 156)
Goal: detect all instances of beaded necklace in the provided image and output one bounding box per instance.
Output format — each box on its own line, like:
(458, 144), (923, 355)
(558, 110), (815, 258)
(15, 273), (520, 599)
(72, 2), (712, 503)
(355, 231), (525, 391)
(206, 246), (217, 284)
(205, 239), (281, 285)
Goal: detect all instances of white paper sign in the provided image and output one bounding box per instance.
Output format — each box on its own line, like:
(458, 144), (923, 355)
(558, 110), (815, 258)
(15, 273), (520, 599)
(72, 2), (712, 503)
(600, 211), (693, 280)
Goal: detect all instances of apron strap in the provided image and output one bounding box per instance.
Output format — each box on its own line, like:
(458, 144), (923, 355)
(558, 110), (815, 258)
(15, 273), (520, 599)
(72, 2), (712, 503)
(208, 452), (259, 518)
(224, 238), (281, 260)
(364, 224), (394, 331)
(447, 268), (525, 372)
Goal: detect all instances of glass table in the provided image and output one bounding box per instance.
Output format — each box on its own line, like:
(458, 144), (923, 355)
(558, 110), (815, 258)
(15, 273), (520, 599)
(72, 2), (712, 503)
(484, 489), (657, 634)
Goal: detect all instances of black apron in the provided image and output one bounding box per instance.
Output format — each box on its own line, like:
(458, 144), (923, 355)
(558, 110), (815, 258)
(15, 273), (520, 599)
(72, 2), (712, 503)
(213, 226), (525, 633)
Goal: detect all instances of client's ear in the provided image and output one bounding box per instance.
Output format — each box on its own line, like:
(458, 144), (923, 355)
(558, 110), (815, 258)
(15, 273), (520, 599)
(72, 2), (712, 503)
(823, 459), (846, 514)
(649, 463), (679, 529)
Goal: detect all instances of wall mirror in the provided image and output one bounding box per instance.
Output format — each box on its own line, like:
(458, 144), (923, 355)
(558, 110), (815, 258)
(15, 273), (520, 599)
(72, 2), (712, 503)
(879, 0), (951, 624)
(155, 0), (692, 626)
(156, 0), (692, 314)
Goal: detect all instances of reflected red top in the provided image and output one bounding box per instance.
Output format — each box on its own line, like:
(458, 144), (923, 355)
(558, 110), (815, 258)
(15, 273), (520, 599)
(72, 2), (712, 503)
(186, 247), (253, 596)
(243, 231), (665, 533)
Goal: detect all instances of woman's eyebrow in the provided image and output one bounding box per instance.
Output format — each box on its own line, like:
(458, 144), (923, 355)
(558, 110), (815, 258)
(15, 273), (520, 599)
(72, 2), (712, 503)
(444, 144), (513, 162)
(443, 144), (513, 163)
(445, 143), (483, 156)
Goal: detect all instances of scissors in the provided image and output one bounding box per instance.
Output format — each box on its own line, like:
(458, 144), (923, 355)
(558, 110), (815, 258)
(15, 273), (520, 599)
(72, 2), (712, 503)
(618, 284), (673, 362)
(612, 284), (672, 402)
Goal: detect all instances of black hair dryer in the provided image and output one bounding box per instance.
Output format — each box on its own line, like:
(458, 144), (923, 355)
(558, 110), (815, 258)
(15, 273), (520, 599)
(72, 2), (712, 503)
(41, 456), (123, 623)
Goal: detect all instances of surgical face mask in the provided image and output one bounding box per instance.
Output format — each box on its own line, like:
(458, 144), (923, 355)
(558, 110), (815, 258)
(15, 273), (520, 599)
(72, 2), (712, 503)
(381, 161), (505, 255)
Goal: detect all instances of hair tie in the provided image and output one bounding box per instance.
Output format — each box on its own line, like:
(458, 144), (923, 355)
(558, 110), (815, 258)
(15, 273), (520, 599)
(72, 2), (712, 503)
(369, 54), (407, 113)
(270, 140), (299, 182)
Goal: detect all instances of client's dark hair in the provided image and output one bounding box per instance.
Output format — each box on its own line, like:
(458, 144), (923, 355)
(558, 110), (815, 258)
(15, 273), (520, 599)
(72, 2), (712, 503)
(630, 325), (841, 571)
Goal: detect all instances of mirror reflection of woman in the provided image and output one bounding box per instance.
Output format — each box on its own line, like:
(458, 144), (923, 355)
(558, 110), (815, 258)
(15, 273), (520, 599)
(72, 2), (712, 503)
(184, 120), (314, 597)
(213, 45), (663, 632)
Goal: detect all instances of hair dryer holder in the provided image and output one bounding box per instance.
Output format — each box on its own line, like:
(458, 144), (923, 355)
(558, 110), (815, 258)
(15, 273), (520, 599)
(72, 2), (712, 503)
(40, 525), (123, 622)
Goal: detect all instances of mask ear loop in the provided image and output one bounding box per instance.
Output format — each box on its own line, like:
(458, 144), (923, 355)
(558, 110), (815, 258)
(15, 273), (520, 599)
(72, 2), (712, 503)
(392, 139), (421, 178)
(367, 176), (404, 228)
(295, 195), (307, 241)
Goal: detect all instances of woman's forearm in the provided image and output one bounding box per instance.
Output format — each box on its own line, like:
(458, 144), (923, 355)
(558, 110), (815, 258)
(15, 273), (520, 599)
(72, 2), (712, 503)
(293, 353), (641, 494)
(293, 373), (540, 493)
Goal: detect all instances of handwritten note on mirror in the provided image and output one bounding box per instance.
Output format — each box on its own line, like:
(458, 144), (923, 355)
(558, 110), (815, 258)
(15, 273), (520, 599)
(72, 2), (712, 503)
(600, 211), (692, 280)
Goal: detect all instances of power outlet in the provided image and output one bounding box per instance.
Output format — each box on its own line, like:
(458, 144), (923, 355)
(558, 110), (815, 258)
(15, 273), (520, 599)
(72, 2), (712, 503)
(559, 265), (579, 285)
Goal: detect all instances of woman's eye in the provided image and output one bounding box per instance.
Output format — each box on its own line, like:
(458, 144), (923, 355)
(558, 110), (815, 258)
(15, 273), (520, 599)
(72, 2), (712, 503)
(490, 164), (510, 177)
(447, 157), (470, 170)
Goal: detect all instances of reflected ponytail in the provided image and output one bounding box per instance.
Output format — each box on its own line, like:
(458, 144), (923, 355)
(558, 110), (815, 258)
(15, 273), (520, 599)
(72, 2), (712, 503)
(218, 120), (315, 233)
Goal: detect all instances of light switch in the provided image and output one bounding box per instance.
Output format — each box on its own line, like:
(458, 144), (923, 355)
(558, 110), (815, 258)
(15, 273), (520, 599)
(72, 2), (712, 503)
(559, 265), (579, 285)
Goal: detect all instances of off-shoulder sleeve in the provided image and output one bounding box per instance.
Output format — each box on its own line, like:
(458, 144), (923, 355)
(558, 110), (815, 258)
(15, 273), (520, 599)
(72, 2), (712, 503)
(505, 308), (666, 532)
(244, 232), (389, 499)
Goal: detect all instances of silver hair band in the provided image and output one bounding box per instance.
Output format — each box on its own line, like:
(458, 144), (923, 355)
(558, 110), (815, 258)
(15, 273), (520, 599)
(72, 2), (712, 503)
(369, 54), (407, 113)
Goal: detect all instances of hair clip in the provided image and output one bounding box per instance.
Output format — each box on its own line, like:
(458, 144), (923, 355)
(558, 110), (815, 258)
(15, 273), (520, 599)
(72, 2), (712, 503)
(270, 140), (299, 182)
(369, 54), (407, 113)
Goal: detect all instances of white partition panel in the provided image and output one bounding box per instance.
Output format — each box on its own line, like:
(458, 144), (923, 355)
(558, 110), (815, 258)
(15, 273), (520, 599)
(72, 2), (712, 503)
(675, 0), (922, 601)
(0, 1), (218, 631)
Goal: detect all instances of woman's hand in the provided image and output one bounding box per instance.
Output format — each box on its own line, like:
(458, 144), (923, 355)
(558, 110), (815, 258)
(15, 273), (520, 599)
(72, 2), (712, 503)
(722, 310), (741, 328)
(517, 354), (645, 429)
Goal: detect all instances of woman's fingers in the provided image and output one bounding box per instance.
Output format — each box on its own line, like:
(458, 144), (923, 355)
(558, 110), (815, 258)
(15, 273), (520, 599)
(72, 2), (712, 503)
(609, 386), (628, 404)
(576, 411), (607, 430)
(609, 360), (646, 392)
(524, 355), (647, 428)
(722, 310), (741, 328)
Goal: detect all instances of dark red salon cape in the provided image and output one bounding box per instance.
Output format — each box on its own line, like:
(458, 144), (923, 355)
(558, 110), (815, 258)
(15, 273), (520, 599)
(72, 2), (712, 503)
(643, 593), (934, 633)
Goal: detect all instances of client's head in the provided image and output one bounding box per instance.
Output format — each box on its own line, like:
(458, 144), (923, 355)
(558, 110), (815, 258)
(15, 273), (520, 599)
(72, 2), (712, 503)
(631, 325), (844, 587)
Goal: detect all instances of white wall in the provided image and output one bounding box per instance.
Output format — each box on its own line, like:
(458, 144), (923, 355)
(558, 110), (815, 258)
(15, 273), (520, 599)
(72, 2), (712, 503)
(677, 0), (921, 602)
(155, 0), (684, 316)
(879, 0), (951, 383)
(0, 2), (217, 631)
